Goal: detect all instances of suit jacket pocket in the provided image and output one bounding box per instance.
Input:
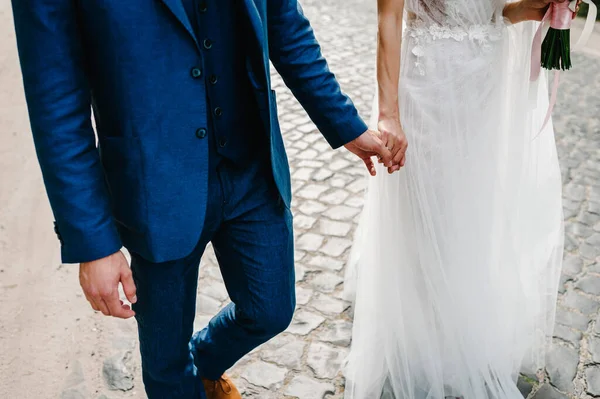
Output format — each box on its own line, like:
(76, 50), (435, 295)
(98, 136), (147, 233)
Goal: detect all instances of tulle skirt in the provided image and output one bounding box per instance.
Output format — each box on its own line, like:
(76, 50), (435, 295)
(343, 20), (564, 399)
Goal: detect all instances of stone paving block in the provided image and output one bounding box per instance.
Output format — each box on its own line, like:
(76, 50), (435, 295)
(307, 341), (349, 379)
(562, 255), (584, 276)
(293, 167), (315, 181)
(586, 367), (600, 397)
(297, 184), (330, 200)
(589, 337), (600, 363)
(297, 285), (315, 305)
(578, 212), (600, 227)
(314, 319), (353, 347)
(296, 264), (308, 283)
(531, 384), (568, 399)
(320, 238), (353, 257)
(323, 205), (361, 221)
(331, 176), (354, 189)
(319, 219), (352, 237)
(320, 189), (350, 205)
(555, 307), (590, 331)
(587, 232), (600, 246)
(259, 334), (306, 371)
(567, 222), (594, 239)
(562, 290), (600, 315)
(546, 344), (578, 394)
(309, 272), (344, 293)
(564, 183), (587, 202)
(201, 282), (229, 303)
(196, 293), (222, 315)
(194, 314), (212, 332)
(240, 361), (287, 390)
(553, 324), (582, 348)
(575, 274), (600, 296)
(287, 309), (326, 335)
(295, 214), (318, 230)
(313, 168), (334, 182)
(298, 200), (328, 216)
(308, 255), (345, 272)
(284, 375), (336, 399)
(297, 233), (325, 252)
(580, 243), (600, 260)
(309, 293), (350, 315)
(329, 159), (351, 172)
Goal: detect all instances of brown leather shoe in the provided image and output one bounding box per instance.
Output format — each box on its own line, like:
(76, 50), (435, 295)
(202, 374), (241, 399)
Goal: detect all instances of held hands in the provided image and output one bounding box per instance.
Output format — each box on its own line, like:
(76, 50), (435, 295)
(377, 118), (408, 173)
(79, 250), (137, 319)
(345, 121), (408, 176)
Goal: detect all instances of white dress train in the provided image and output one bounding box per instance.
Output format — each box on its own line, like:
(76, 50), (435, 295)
(343, 1), (564, 398)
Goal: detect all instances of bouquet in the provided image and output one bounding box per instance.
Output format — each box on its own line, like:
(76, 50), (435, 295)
(530, 0), (597, 133)
(539, 0), (598, 71)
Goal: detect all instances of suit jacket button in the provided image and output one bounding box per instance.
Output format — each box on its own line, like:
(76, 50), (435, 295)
(203, 39), (213, 50)
(214, 107), (223, 117)
(196, 128), (207, 139)
(191, 67), (202, 79)
(199, 2), (207, 12)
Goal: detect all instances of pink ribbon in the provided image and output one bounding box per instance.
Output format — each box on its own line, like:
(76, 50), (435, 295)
(551, 2), (575, 29)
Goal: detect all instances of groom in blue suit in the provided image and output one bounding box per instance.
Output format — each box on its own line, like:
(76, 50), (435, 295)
(12, 0), (405, 397)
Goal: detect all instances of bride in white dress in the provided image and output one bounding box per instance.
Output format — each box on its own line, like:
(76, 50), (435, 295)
(344, 0), (568, 398)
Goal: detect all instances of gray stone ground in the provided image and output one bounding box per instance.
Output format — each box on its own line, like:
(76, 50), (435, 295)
(3, 0), (599, 398)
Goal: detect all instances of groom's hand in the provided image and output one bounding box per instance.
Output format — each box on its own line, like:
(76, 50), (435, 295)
(345, 129), (394, 176)
(79, 250), (137, 319)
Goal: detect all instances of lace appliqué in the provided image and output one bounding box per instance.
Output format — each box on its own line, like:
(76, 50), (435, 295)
(407, 21), (503, 75)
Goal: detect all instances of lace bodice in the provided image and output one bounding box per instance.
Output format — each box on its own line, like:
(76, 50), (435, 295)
(405, 0), (503, 26)
(403, 0), (505, 75)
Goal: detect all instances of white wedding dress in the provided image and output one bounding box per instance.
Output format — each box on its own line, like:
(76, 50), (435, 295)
(343, 1), (564, 398)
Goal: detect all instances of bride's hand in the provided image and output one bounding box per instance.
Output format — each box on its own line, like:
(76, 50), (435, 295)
(377, 117), (408, 173)
(511, 0), (581, 23)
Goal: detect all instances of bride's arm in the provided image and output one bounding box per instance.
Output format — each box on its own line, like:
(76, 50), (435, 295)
(377, 0), (408, 171)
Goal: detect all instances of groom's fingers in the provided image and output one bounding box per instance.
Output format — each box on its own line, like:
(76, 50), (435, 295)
(372, 138), (393, 167)
(363, 157), (376, 176)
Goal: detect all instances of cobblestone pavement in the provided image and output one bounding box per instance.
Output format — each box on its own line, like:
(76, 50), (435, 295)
(6, 0), (598, 398)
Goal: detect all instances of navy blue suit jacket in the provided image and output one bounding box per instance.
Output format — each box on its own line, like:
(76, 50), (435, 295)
(11, 0), (368, 264)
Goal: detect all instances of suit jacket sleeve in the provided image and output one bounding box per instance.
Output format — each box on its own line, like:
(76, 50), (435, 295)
(11, 0), (122, 264)
(267, 0), (368, 149)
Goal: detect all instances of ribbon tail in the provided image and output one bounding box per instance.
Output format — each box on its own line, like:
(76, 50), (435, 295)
(572, 0), (598, 52)
(530, 8), (552, 82)
(533, 70), (561, 140)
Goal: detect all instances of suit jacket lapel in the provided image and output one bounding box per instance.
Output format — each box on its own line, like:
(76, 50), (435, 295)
(159, 0), (199, 47)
